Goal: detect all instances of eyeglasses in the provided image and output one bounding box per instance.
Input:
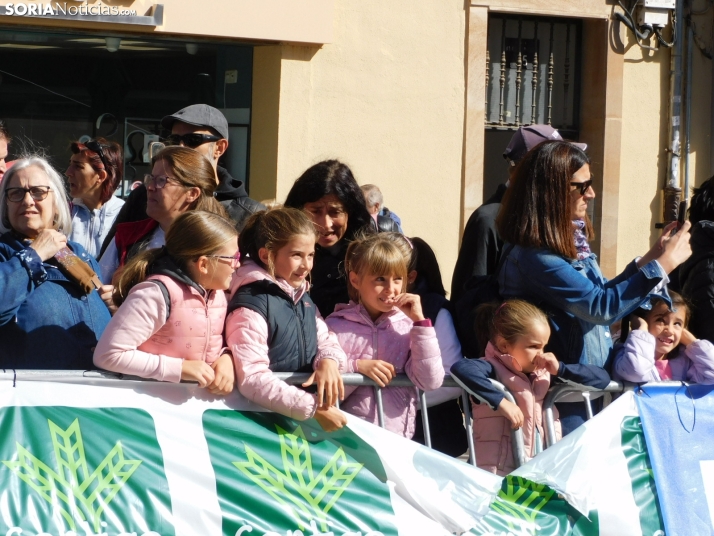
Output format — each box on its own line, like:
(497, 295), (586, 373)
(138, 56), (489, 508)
(570, 179), (593, 196)
(144, 174), (180, 189)
(207, 251), (241, 269)
(84, 140), (108, 168)
(165, 133), (222, 149)
(6, 186), (52, 203)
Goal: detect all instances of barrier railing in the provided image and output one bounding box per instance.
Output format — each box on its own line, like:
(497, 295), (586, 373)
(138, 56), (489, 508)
(542, 380), (630, 448)
(275, 372), (529, 469)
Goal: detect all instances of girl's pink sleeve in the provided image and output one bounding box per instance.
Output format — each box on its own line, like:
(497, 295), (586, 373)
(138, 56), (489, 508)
(312, 312), (347, 372)
(93, 282), (183, 382)
(225, 308), (317, 420)
(684, 339), (714, 384)
(612, 330), (660, 383)
(404, 325), (444, 391)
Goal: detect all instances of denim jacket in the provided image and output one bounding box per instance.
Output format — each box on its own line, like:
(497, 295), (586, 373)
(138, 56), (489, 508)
(498, 245), (666, 368)
(0, 232), (111, 370)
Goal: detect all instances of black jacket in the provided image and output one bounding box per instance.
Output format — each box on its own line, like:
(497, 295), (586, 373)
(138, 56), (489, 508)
(215, 167), (265, 232)
(99, 166), (264, 258)
(227, 279), (318, 372)
(450, 183), (507, 303)
(679, 221), (714, 343)
(311, 241), (350, 318)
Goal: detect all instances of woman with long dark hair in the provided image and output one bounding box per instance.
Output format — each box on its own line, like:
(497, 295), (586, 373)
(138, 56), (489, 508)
(496, 140), (692, 430)
(284, 159), (374, 316)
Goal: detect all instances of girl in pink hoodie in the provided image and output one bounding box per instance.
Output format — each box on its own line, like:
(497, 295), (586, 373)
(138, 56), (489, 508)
(225, 208), (348, 432)
(326, 233), (444, 438)
(94, 211), (239, 394)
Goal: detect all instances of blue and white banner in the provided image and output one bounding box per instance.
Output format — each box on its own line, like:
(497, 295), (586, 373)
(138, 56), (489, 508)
(636, 383), (714, 536)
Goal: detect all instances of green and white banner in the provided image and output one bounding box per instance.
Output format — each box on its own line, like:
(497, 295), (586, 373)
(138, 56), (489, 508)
(0, 376), (662, 536)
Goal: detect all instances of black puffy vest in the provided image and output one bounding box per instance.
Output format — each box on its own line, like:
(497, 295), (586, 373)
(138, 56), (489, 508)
(227, 280), (318, 372)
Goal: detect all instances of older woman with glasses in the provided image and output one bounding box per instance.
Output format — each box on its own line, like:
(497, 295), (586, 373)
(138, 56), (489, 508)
(0, 155), (111, 369)
(99, 146), (228, 284)
(65, 138), (125, 258)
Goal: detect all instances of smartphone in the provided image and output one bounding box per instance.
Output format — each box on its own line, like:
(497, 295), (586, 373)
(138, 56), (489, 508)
(678, 199), (688, 226)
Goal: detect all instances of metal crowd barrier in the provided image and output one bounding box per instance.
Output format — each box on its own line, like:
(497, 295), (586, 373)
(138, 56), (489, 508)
(276, 372), (528, 469)
(542, 381), (630, 448)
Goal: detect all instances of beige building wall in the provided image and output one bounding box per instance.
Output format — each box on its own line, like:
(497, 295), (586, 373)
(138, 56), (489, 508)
(251, 0), (467, 288)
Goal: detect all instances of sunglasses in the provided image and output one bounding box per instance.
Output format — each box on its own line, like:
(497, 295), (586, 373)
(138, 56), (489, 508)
(6, 186), (52, 203)
(144, 174), (180, 189)
(570, 179), (593, 196)
(165, 133), (222, 149)
(208, 251), (241, 269)
(84, 140), (109, 168)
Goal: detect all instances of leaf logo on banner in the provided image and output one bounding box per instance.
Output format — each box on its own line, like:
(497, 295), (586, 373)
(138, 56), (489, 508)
(233, 425), (363, 531)
(1, 418), (142, 533)
(490, 475), (555, 535)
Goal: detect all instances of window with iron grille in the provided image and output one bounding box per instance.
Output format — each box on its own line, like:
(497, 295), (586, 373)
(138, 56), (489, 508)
(485, 14), (582, 138)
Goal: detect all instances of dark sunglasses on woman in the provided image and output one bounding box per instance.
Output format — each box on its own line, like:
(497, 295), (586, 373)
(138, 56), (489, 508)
(165, 133), (222, 149)
(570, 179), (593, 196)
(84, 140), (109, 167)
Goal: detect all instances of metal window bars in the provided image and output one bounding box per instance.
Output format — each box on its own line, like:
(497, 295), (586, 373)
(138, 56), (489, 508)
(485, 14), (581, 136)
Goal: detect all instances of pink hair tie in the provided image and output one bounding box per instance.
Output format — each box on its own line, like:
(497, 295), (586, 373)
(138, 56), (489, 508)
(495, 302), (507, 316)
(403, 236), (414, 250)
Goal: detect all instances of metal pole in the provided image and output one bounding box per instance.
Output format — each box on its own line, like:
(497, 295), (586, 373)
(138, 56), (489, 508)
(461, 391), (477, 467)
(419, 390), (432, 448)
(375, 386), (385, 428)
(684, 12), (693, 204)
(664, 0), (684, 224)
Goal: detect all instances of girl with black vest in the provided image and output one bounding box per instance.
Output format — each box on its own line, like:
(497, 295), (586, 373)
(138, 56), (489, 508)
(225, 208), (348, 431)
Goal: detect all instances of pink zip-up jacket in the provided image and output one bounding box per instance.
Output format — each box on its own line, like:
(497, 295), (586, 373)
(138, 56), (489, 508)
(94, 275), (227, 382)
(326, 302), (444, 438)
(613, 329), (714, 384)
(225, 261), (347, 421)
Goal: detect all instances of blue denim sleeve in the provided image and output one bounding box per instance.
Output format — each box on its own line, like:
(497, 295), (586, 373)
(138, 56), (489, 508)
(0, 247), (47, 325)
(450, 358), (504, 409)
(515, 250), (665, 325)
(603, 259), (640, 288)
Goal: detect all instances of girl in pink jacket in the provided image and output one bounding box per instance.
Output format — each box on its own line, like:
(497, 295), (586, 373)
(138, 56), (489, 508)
(614, 291), (714, 383)
(94, 211), (239, 394)
(450, 300), (610, 475)
(326, 233), (444, 438)
(225, 208), (348, 432)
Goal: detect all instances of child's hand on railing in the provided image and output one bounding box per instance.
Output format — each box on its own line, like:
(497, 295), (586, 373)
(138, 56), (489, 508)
(533, 352), (560, 375)
(357, 359), (396, 387)
(303, 358), (344, 407)
(181, 360), (215, 387)
(314, 406), (348, 432)
(207, 352), (235, 395)
(496, 398), (524, 429)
